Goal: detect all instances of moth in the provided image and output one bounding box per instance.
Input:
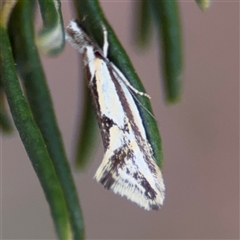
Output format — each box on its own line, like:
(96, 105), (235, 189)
(66, 20), (165, 210)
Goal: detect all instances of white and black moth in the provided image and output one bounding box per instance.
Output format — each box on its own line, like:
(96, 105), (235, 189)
(66, 20), (165, 210)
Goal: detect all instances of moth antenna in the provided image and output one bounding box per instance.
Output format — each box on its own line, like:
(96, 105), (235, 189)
(130, 91), (156, 120)
(101, 23), (109, 57)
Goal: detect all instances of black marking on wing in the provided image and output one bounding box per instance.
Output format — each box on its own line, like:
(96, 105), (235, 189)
(99, 142), (158, 201)
(100, 143), (133, 188)
(106, 64), (158, 176)
(100, 115), (114, 149)
(85, 68), (112, 150)
(134, 172), (157, 199)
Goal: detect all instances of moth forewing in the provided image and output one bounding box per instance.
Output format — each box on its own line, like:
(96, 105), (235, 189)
(66, 20), (165, 210)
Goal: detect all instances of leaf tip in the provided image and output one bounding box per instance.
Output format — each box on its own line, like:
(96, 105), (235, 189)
(196, 0), (211, 12)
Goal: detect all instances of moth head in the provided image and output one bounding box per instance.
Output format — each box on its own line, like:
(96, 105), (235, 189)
(65, 20), (93, 54)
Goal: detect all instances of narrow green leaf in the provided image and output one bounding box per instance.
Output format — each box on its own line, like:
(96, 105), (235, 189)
(0, 110), (13, 133)
(8, 1), (84, 239)
(36, 0), (65, 55)
(149, 0), (183, 103)
(73, 0), (163, 168)
(0, 97), (13, 133)
(0, 0), (17, 28)
(0, 73), (13, 133)
(134, 0), (153, 48)
(195, 0), (211, 11)
(0, 26), (71, 240)
(74, 75), (98, 169)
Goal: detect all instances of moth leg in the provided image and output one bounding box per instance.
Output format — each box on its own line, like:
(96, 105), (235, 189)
(111, 64), (151, 99)
(100, 22), (150, 100)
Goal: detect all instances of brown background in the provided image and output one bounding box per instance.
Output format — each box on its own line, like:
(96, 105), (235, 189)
(2, 1), (239, 239)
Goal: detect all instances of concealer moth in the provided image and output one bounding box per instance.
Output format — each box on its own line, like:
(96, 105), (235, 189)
(66, 20), (165, 210)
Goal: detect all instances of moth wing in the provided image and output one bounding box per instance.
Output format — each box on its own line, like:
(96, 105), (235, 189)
(94, 123), (165, 210)
(92, 60), (165, 210)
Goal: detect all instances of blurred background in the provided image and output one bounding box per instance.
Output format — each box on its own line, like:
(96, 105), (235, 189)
(2, 1), (239, 239)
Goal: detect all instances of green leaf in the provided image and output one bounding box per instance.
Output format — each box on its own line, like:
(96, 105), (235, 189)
(195, 0), (211, 11)
(0, 25), (71, 240)
(7, 0), (84, 239)
(0, 97), (13, 133)
(74, 76), (99, 169)
(134, 0), (153, 48)
(72, 0), (163, 168)
(0, 108), (13, 133)
(0, 71), (13, 133)
(36, 0), (65, 55)
(149, 0), (183, 103)
(0, 0), (17, 28)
